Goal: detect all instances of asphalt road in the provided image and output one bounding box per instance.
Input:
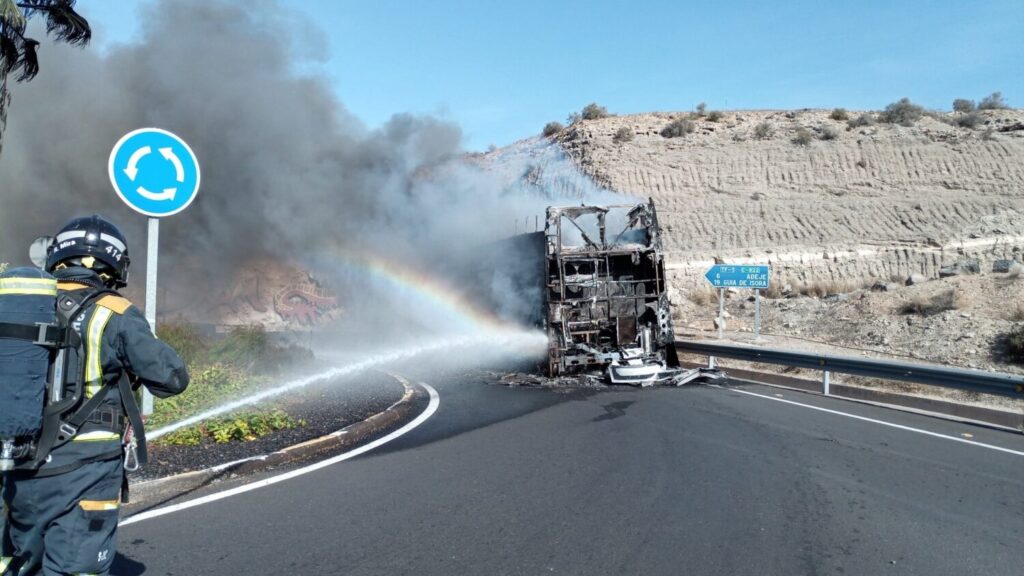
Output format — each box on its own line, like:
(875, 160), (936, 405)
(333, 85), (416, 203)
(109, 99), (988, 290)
(116, 369), (1024, 575)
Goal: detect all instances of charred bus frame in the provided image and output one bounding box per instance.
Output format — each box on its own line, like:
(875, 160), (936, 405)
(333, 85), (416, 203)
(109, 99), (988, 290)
(543, 199), (680, 380)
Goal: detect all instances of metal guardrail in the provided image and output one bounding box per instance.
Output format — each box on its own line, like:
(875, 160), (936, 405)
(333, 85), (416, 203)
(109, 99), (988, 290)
(677, 340), (1024, 399)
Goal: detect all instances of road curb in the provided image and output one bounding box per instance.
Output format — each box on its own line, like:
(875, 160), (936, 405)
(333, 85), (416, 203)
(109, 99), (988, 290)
(127, 373), (420, 508)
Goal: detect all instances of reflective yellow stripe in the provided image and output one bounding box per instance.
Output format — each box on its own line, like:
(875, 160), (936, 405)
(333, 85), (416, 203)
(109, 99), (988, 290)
(0, 556), (12, 572)
(0, 278), (58, 296)
(78, 499), (120, 512)
(0, 278), (56, 295)
(0, 288), (58, 296)
(0, 277), (57, 287)
(84, 307), (113, 398)
(72, 431), (121, 442)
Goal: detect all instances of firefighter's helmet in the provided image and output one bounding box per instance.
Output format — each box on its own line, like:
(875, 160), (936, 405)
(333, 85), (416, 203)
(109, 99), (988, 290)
(46, 215), (131, 288)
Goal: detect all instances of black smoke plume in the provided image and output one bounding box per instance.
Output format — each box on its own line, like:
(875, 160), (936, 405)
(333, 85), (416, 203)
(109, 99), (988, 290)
(0, 0), (617, 337)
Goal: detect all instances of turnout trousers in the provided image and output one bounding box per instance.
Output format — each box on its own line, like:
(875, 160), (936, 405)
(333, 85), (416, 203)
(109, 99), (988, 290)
(1, 459), (122, 576)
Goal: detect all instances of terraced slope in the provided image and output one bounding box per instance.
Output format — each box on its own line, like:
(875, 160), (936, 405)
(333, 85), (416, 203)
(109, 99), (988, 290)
(553, 109), (1024, 293)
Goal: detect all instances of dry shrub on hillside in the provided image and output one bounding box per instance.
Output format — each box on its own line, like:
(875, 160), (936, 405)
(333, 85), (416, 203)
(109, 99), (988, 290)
(763, 281), (786, 299)
(792, 128), (814, 146)
(952, 98), (976, 113)
(879, 98), (925, 126)
(613, 126), (634, 143)
(707, 110), (724, 122)
(1008, 303), (1024, 322)
(978, 91), (1008, 110)
(797, 279), (861, 298)
(820, 125), (840, 140)
(661, 118), (695, 138)
(847, 113), (875, 129)
(954, 111), (982, 129)
(1004, 325), (1024, 364)
(581, 103), (611, 120)
(753, 121), (774, 139)
(695, 102), (707, 117)
(897, 289), (964, 316)
(542, 121), (564, 137)
(687, 288), (717, 307)
(830, 108), (849, 121)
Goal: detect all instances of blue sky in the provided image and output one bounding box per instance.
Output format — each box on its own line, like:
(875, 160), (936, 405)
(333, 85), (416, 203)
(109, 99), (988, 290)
(84, 0), (1022, 151)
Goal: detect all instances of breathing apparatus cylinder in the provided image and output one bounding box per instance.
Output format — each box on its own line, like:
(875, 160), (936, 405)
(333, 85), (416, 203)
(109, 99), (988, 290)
(0, 267), (59, 470)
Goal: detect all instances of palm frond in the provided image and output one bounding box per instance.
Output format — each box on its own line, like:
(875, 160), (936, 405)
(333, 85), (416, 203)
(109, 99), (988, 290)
(0, 0), (26, 30)
(0, 31), (19, 75)
(14, 36), (37, 80)
(17, 0), (89, 45)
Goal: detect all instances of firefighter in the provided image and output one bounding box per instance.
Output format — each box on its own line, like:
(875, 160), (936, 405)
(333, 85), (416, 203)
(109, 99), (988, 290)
(0, 215), (189, 576)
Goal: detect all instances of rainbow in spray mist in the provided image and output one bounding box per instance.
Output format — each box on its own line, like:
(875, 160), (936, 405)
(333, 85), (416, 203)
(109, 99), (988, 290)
(149, 253), (546, 440)
(326, 250), (511, 333)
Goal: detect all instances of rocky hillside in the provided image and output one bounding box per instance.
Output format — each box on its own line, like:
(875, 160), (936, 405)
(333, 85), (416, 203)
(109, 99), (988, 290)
(539, 107), (1024, 390)
(552, 108), (1024, 294)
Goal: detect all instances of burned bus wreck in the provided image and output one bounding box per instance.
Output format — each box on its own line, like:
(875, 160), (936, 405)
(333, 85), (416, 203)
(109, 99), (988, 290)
(542, 200), (686, 385)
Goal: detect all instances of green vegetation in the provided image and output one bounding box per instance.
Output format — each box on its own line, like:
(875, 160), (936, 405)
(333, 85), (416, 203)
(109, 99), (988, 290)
(153, 322), (312, 445)
(147, 363), (252, 430)
(829, 108), (849, 121)
(158, 322), (310, 374)
(978, 91), (1008, 110)
(542, 121), (564, 137)
(613, 126), (634, 143)
(879, 98), (925, 126)
(161, 410), (304, 446)
(660, 118), (695, 138)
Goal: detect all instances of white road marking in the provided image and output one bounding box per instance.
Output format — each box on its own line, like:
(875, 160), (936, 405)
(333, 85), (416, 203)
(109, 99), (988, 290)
(120, 383), (440, 527)
(720, 386), (1024, 458)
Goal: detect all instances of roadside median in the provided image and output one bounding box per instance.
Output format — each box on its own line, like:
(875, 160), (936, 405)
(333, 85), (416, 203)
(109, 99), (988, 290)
(128, 371), (423, 510)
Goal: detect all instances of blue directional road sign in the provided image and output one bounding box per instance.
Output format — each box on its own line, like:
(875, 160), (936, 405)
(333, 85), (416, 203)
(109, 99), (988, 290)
(704, 264), (770, 289)
(108, 128), (200, 217)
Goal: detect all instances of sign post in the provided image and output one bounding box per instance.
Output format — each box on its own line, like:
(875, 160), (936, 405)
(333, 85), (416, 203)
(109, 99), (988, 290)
(109, 128), (201, 415)
(754, 288), (762, 341)
(704, 264), (770, 342)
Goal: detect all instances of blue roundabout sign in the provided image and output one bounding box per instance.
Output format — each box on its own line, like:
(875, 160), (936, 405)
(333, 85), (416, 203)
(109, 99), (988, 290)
(108, 128), (201, 217)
